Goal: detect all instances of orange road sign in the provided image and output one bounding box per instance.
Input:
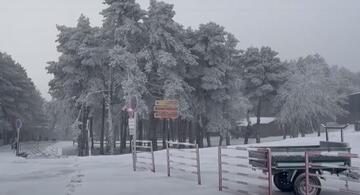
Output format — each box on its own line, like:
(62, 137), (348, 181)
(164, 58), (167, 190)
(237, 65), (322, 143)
(154, 100), (178, 119)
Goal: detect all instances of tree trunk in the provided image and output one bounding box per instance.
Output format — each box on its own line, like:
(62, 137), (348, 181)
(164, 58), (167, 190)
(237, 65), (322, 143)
(169, 119), (174, 141)
(177, 119), (182, 142)
(244, 110), (251, 144)
(119, 111), (125, 153)
(189, 121), (194, 144)
(196, 116), (204, 148)
(100, 97), (105, 155)
(108, 65), (114, 154)
(282, 124), (287, 139)
(255, 99), (262, 143)
(162, 120), (166, 149)
(206, 132), (211, 147)
(219, 135), (223, 146)
(225, 133), (230, 146)
(138, 119), (143, 141)
(80, 105), (88, 156)
(89, 117), (94, 150)
(150, 112), (157, 151)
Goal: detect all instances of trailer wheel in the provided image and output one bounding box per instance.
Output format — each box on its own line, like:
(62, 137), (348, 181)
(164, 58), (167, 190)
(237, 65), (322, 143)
(274, 172), (294, 192)
(293, 173), (321, 195)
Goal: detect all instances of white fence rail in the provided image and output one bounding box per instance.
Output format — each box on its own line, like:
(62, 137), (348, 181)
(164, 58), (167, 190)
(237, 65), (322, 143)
(132, 140), (155, 172)
(218, 146), (272, 195)
(166, 141), (201, 185)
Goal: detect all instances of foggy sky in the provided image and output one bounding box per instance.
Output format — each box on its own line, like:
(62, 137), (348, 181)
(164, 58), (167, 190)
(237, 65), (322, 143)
(1, 0), (359, 100)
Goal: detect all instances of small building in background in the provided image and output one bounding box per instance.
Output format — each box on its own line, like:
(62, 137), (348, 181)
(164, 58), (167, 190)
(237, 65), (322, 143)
(348, 92), (360, 131)
(235, 117), (282, 138)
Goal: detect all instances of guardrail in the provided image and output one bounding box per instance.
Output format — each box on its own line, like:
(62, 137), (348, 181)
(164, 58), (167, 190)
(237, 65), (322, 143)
(132, 140), (155, 172)
(166, 141), (201, 185)
(305, 151), (360, 195)
(218, 146), (272, 195)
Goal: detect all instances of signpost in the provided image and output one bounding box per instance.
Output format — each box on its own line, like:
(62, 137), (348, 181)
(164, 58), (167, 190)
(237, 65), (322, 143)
(154, 100), (178, 119)
(127, 107), (137, 171)
(129, 118), (136, 136)
(15, 119), (22, 156)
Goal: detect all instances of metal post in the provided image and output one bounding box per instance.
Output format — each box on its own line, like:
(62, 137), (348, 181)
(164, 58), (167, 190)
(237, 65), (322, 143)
(132, 139), (136, 171)
(345, 165), (349, 190)
(218, 146), (222, 191)
(196, 144), (201, 185)
(16, 127), (20, 156)
(267, 148), (272, 195)
(305, 152), (310, 195)
(150, 141), (155, 173)
(87, 119), (91, 156)
(166, 141), (170, 177)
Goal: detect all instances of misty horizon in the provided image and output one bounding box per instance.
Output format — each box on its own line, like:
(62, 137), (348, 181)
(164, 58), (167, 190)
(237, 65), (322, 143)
(1, 0), (360, 100)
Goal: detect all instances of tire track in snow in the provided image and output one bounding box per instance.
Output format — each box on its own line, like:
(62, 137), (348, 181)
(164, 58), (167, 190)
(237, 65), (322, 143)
(65, 159), (84, 195)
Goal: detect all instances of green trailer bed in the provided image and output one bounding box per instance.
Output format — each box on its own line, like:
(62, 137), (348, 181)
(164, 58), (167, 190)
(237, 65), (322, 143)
(249, 141), (356, 195)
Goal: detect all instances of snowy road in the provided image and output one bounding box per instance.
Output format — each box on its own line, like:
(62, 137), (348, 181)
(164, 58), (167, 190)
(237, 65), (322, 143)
(0, 130), (359, 195)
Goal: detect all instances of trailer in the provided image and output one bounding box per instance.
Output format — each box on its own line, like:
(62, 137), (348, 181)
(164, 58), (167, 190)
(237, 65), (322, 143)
(249, 141), (359, 195)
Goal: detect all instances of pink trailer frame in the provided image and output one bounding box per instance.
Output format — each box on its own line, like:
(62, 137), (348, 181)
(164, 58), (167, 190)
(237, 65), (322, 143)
(305, 151), (360, 195)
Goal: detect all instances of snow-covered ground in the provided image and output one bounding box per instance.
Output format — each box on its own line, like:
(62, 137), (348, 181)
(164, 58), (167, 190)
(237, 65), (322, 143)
(0, 128), (359, 195)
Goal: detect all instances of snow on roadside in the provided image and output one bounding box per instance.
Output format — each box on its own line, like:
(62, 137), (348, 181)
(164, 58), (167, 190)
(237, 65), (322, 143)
(0, 128), (359, 195)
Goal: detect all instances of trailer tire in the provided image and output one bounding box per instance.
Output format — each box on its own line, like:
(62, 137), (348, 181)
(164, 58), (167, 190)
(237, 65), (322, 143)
(293, 173), (321, 195)
(274, 172), (294, 192)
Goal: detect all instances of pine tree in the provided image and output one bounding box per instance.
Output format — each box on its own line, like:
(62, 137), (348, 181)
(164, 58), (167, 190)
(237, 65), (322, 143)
(0, 52), (48, 143)
(186, 22), (248, 146)
(101, 0), (147, 154)
(242, 47), (286, 143)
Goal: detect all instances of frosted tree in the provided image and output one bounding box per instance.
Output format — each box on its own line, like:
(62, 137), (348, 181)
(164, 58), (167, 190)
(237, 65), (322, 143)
(330, 65), (360, 95)
(276, 54), (347, 137)
(47, 15), (105, 155)
(47, 15), (96, 101)
(242, 47), (286, 143)
(133, 0), (199, 147)
(0, 52), (47, 143)
(144, 0), (197, 117)
(187, 23), (247, 146)
(101, 0), (147, 154)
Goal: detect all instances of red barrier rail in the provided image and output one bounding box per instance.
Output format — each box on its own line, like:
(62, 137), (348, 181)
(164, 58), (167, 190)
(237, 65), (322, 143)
(218, 146), (272, 195)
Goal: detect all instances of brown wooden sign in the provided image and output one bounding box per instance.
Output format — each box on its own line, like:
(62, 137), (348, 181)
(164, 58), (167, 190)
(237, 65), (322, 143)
(154, 100), (178, 119)
(154, 111), (178, 119)
(155, 100), (178, 106)
(154, 105), (177, 111)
